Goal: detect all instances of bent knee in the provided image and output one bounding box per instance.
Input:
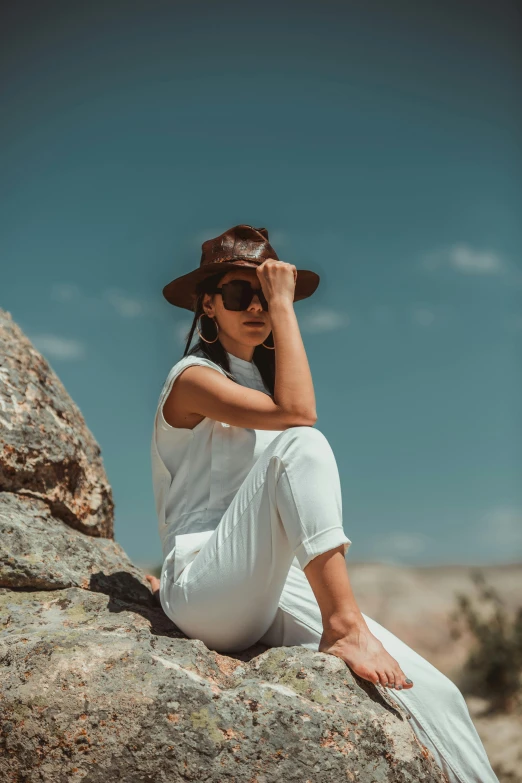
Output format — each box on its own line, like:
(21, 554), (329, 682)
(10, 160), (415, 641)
(283, 425), (333, 461)
(282, 425), (331, 451)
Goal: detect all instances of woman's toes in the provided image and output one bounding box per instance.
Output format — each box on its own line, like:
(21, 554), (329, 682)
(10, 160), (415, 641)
(393, 669), (411, 689)
(398, 669), (414, 688)
(364, 669), (381, 685)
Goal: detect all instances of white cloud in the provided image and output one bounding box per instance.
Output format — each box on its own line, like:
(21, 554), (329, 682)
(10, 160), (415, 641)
(450, 245), (505, 274)
(50, 283), (81, 302)
(299, 307), (350, 334)
(411, 305), (435, 327)
(422, 244), (506, 275)
(49, 282), (150, 318)
(28, 333), (86, 361)
(102, 287), (146, 318)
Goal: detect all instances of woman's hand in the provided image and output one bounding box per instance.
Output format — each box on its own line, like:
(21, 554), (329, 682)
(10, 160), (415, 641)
(256, 258), (297, 305)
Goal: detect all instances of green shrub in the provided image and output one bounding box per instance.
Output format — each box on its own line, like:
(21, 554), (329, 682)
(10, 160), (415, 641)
(448, 569), (522, 715)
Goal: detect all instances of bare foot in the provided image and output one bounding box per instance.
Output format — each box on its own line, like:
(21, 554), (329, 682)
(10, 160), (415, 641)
(145, 574), (161, 605)
(319, 616), (414, 691)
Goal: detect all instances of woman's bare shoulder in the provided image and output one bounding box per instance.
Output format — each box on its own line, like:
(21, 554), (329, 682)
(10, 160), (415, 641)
(162, 362), (224, 430)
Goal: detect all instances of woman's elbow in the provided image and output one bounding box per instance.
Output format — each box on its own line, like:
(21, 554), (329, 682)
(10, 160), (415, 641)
(290, 409), (318, 428)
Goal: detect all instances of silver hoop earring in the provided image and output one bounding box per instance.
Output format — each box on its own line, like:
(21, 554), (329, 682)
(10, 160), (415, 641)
(197, 313), (219, 344)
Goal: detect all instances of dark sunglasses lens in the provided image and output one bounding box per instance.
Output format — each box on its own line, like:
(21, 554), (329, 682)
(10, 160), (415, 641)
(224, 281), (268, 311)
(221, 281), (241, 310)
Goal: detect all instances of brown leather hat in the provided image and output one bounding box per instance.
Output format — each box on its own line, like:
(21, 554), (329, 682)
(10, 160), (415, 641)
(162, 224), (320, 311)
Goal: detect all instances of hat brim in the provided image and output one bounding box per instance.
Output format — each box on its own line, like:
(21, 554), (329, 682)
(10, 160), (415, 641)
(162, 262), (320, 311)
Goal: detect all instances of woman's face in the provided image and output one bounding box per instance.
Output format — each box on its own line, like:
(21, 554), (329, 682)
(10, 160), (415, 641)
(202, 268), (272, 348)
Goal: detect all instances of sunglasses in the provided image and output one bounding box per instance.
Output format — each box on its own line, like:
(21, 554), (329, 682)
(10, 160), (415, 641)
(215, 280), (269, 311)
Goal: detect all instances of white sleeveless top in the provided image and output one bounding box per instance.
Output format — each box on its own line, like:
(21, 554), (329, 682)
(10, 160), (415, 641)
(150, 347), (284, 580)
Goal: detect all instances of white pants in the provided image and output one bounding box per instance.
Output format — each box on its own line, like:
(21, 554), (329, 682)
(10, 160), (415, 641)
(160, 427), (498, 783)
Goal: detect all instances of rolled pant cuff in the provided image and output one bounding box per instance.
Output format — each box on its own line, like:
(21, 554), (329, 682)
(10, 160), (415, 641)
(294, 527), (352, 570)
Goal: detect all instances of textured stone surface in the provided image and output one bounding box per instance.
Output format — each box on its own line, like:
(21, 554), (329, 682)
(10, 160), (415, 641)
(0, 587), (447, 782)
(0, 307), (449, 781)
(0, 308), (113, 537)
(0, 492), (151, 605)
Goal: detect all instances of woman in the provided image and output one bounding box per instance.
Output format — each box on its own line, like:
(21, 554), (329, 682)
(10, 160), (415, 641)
(146, 225), (498, 783)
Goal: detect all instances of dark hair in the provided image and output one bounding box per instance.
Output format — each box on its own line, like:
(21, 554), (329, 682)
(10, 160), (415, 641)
(180, 271), (276, 395)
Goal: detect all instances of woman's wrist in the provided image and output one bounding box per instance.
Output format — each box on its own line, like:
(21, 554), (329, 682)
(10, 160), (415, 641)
(268, 295), (295, 311)
(268, 296), (295, 320)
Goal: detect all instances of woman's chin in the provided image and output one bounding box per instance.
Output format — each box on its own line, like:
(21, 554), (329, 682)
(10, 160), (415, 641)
(240, 332), (269, 344)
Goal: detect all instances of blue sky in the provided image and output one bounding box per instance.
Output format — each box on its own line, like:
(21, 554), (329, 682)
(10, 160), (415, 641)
(2, 0), (521, 568)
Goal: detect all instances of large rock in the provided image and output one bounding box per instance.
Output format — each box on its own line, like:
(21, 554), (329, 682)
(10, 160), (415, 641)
(0, 309), (113, 537)
(0, 308), (448, 781)
(0, 586), (447, 782)
(0, 493), (149, 604)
